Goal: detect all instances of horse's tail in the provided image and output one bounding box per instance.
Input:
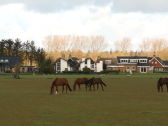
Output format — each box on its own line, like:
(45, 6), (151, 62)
(157, 78), (161, 92)
(67, 84), (72, 91)
(73, 82), (77, 91)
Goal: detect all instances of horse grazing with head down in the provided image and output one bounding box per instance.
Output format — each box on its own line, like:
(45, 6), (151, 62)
(50, 78), (72, 95)
(73, 78), (89, 91)
(87, 77), (107, 91)
(157, 78), (168, 92)
(90, 77), (107, 91)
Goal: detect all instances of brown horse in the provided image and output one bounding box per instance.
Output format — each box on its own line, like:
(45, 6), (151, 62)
(87, 77), (107, 91)
(157, 78), (168, 92)
(73, 78), (89, 91)
(50, 78), (72, 94)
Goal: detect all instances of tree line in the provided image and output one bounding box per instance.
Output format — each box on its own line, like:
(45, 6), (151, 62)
(43, 35), (168, 60)
(0, 39), (54, 73)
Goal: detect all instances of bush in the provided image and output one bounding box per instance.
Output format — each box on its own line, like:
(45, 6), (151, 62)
(82, 67), (94, 74)
(100, 70), (120, 74)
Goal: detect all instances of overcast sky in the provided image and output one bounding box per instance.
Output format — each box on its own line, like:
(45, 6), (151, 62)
(0, 0), (168, 50)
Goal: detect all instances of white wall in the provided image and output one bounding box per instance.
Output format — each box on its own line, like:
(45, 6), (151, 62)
(60, 59), (68, 72)
(80, 62), (85, 71)
(95, 61), (103, 72)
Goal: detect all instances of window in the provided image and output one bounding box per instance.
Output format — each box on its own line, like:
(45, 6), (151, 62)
(139, 59), (147, 63)
(105, 60), (112, 64)
(155, 62), (157, 64)
(130, 59), (137, 63)
(5, 59), (9, 62)
(141, 67), (147, 73)
(120, 59), (128, 63)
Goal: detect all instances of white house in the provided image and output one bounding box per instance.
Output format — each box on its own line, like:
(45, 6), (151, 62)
(55, 58), (68, 73)
(54, 57), (103, 73)
(79, 58), (95, 71)
(95, 60), (103, 72)
(79, 58), (103, 72)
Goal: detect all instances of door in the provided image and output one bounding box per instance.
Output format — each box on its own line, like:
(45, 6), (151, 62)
(140, 67), (147, 73)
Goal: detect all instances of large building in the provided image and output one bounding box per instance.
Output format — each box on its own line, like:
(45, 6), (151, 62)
(54, 56), (168, 73)
(54, 57), (103, 73)
(0, 56), (20, 73)
(107, 56), (168, 73)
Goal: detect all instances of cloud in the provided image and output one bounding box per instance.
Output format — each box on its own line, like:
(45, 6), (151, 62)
(1, 3), (168, 50)
(0, 0), (111, 13)
(0, 0), (168, 13)
(112, 0), (168, 13)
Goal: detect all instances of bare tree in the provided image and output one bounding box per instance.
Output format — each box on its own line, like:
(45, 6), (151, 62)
(43, 35), (108, 53)
(89, 36), (108, 52)
(71, 36), (89, 52)
(139, 38), (151, 52)
(114, 37), (132, 52)
(150, 38), (168, 52)
(43, 35), (72, 52)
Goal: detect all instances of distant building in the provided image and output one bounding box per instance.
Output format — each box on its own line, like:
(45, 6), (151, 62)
(54, 56), (168, 73)
(107, 56), (168, 73)
(148, 57), (168, 72)
(54, 57), (103, 73)
(0, 56), (20, 73)
(19, 66), (37, 73)
(117, 56), (151, 73)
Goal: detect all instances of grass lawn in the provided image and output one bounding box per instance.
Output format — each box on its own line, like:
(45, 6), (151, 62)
(0, 73), (168, 79)
(0, 78), (168, 126)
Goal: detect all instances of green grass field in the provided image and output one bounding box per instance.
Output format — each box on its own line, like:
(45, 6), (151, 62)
(0, 77), (168, 126)
(0, 73), (168, 79)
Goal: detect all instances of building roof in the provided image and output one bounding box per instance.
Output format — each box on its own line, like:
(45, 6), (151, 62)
(0, 56), (20, 67)
(163, 61), (168, 66)
(80, 58), (95, 64)
(55, 58), (66, 63)
(117, 56), (148, 60)
(97, 58), (118, 65)
(137, 63), (150, 66)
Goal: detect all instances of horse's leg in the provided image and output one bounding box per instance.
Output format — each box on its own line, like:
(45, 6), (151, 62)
(89, 84), (92, 91)
(85, 84), (87, 91)
(161, 85), (163, 92)
(166, 84), (168, 92)
(78, 84), (81, 90)
(66, 85), (68, 93)
(50, 85), (54, 95)
(55, 86), (58, 94)
(97, 83), (99, 90)
(93, 84), (95, 91)
(100, 83), (104, 91)
(158, 85), (160, 92)
(62, 85), (64, 94)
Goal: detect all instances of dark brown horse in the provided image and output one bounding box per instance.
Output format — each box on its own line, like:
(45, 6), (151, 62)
(50, 78), (72, 94)
(73, 78), (89, 91)
(87, 77), (107, 91)
(157, 78), (168, 92)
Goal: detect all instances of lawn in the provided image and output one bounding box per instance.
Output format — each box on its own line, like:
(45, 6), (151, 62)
(0, 78), (168, 126)
(0, 73), (168, 79)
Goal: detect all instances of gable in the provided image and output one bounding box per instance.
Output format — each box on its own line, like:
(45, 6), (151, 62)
(149, 57), (163, 67)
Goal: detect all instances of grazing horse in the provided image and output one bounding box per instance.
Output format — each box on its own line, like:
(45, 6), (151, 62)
(157, 78), (168, 92)
(87, 77), (107, 91)
(73, 78), (89, 91)
(50, 78), (72, 95)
